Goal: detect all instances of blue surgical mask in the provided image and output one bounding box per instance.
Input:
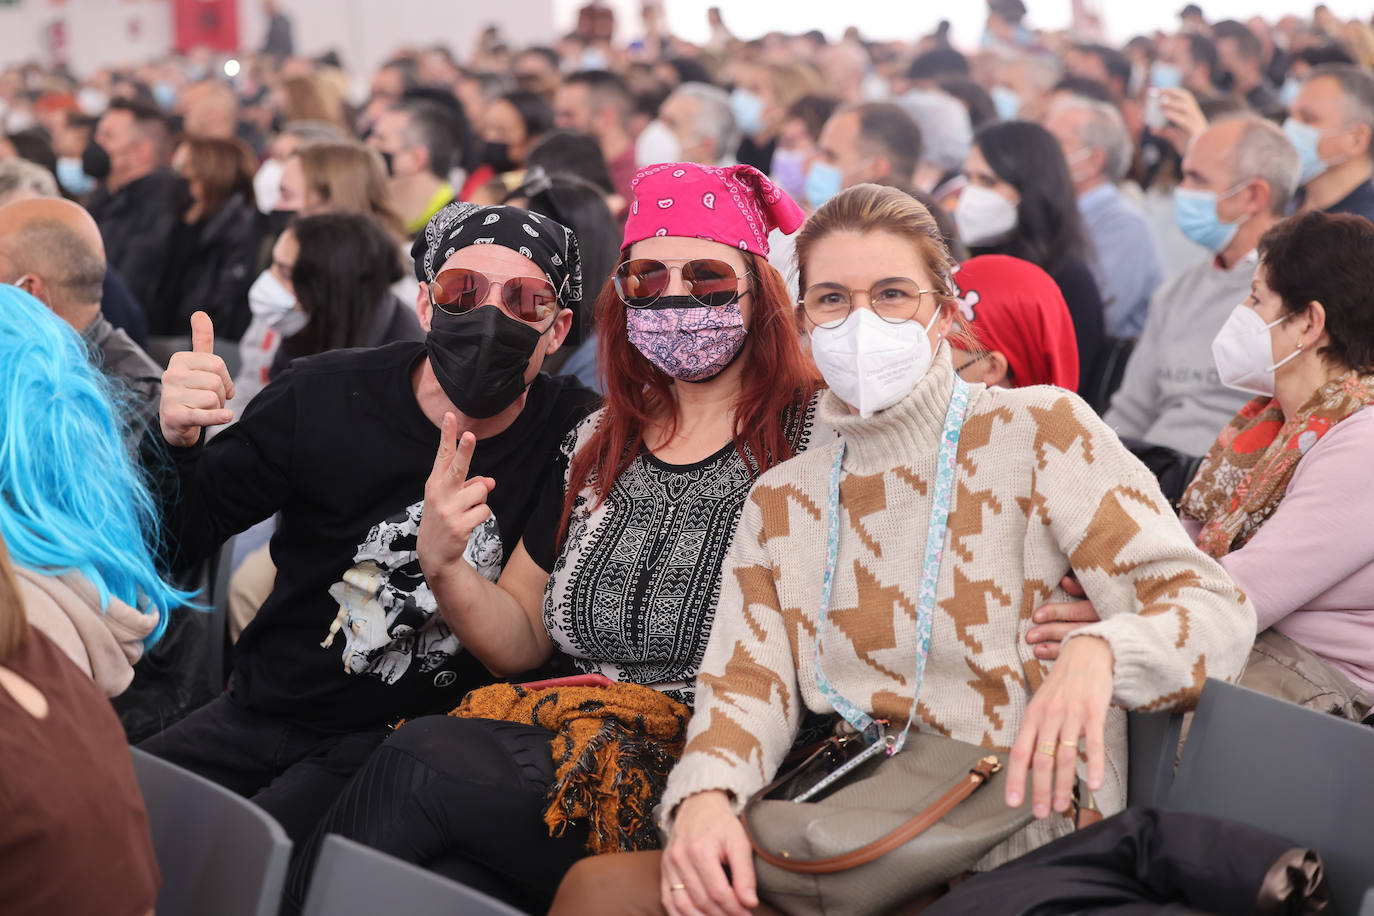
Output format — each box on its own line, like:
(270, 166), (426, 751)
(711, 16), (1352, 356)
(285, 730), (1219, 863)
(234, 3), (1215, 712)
(990, 85), (1021, 121)
(1173, 184), (1246, 252)
(730, 88), (766, 138)
(1283, 117), (1347, 186)
(55, 156), (95, 195)
(1150, 62), (1182, 90)
(805, 160), (844, 210)
(152, 81), (177, 111)
(1279, 77), (1301, 107)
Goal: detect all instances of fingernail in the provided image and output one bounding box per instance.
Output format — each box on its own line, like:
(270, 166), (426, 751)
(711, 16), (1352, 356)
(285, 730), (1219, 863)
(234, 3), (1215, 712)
(1033, 611), (1045, 622)
(1007, 792), (1021, 806)
(1090, 776), (1103, 790)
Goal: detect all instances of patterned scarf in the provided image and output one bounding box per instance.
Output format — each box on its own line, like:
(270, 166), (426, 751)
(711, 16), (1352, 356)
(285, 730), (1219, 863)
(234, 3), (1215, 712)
(1180, 371), (1374, 557)
(448, 682), (690, 854)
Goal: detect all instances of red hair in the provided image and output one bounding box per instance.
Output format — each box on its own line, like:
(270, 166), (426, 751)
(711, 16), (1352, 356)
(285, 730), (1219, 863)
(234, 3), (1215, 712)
(561, 253), (821, 538)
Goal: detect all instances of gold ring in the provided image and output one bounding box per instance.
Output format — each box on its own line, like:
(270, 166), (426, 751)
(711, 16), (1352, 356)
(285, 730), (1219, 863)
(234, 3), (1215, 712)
(1061, 739), (1080, 748)
(1035, 742), (1058, 756)
(670, 883), (687, 891)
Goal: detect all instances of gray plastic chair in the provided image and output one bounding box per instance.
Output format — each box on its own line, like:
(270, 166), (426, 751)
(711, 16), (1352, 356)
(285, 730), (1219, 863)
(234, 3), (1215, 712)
(300, 834), (526, 916)
(130, 747), (292, 916)
(1125, 709), (1183, 807)
(1164, 679), (1374, 914)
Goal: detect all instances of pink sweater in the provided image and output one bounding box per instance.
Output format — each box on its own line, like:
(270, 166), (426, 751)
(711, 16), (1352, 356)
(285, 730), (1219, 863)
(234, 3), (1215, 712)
(1184, 407), (1374, 692)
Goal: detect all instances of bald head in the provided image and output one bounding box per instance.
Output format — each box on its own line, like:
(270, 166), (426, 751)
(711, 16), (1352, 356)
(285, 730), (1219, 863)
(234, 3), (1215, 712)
(0, 197), (107, 327)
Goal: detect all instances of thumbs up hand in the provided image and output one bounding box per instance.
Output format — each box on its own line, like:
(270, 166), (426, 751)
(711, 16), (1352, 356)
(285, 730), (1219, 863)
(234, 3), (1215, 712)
(159, 311), (236, 447)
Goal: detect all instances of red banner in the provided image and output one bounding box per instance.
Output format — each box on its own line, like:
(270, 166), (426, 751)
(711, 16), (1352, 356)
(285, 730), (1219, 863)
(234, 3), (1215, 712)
(172, 0), (238, 53)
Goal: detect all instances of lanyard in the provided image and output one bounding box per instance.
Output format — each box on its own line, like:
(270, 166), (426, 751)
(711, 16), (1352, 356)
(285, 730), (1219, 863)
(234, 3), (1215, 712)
(812, 375), (971, 757)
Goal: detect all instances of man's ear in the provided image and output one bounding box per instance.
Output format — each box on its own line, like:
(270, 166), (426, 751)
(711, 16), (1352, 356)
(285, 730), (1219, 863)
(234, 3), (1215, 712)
(12, 273), (50, 308)
(416, 282), (433, 332)
(544, 307), (575, 355)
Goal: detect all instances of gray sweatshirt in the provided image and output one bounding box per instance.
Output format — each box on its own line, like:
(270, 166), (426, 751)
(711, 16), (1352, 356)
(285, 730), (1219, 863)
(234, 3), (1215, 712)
(1105, 250), (1259, 456)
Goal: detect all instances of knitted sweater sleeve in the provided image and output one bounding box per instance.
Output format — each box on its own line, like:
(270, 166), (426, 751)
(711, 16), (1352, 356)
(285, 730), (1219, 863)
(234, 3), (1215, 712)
(1038, 395), (1256, 711)
(659, 486), (804, 827)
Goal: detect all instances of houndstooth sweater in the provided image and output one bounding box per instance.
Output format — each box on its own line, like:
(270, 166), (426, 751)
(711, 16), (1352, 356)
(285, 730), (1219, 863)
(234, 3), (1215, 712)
(661, 346), (1256, 867)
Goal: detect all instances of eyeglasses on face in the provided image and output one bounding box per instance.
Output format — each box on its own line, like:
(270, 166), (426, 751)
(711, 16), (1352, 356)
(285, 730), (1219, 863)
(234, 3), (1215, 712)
(614, 257), (749, 309)
(799, 278), (942, 328)
(428, 267), (563, 324)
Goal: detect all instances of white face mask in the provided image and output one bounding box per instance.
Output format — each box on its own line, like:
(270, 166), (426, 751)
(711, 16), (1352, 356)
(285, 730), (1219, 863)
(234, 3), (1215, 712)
(1211, 305), (1300, 397)
(634, 119), (682, 169)
(254, 158), (286, 214)
(809, 307), (940, 418)
(954, 184), (1018, 247)
(247, 269), (307, 335)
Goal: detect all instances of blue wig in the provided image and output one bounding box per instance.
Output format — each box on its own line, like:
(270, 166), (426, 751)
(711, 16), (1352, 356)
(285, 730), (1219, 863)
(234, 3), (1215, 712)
(0, 285), (192, 645)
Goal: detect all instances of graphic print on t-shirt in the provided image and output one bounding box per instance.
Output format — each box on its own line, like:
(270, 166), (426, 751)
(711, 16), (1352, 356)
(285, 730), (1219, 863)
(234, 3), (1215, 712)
(325, 500), (504, 684)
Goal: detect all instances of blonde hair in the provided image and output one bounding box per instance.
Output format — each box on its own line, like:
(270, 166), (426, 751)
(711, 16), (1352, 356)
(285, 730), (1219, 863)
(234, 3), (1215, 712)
(0, 536), (28, 663)
(292, 140), (406, 241)
(794, 183), (957, 302)
(280, 75), (348, 130)
(1339, 21), (1374, 70)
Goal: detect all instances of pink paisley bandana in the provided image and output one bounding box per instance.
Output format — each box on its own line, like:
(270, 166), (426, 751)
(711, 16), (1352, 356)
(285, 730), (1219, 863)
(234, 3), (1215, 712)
(626, 299), (747, 382)
(621, 162), (805, 257)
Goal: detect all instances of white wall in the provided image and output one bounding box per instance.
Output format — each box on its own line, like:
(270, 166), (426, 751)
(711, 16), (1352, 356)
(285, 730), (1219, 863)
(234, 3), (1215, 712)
(0, 0), (556, 78)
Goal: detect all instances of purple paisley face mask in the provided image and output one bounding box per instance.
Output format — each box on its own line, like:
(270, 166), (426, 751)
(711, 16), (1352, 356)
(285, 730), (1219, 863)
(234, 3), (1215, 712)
(626, 296), (748, 382)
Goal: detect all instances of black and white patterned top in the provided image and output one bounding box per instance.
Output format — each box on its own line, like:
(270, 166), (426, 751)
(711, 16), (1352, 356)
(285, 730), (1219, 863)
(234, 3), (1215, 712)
(525, 392), (831, 707)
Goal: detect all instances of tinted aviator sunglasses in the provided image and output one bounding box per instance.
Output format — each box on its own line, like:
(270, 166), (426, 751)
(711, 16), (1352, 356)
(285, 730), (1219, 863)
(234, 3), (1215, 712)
(613, 258), (748, 309)
(428, 267), (564, 324)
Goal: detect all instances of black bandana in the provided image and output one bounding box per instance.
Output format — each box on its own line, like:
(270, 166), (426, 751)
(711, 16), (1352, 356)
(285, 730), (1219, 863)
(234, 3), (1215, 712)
(410, 202), (583, 311)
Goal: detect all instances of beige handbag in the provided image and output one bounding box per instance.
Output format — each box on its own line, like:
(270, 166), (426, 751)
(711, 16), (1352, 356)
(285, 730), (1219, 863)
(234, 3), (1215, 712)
(740, 729), (1037, 916)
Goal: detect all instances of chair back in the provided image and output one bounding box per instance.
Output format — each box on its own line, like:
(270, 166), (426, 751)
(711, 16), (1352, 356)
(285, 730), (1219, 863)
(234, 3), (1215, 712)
(1166, 679), (1374, 913)
(300, 834), (525, 916)
(130, 747), (292, 916)
(1125, 710), (1183, 807)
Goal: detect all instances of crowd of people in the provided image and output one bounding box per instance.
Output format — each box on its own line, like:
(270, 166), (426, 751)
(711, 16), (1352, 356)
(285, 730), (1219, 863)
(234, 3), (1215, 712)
(1, 0), (1373, 913)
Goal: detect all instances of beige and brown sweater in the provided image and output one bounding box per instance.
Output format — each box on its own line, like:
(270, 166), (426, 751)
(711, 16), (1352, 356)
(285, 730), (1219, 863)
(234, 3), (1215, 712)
(661, 348), (1256, 866)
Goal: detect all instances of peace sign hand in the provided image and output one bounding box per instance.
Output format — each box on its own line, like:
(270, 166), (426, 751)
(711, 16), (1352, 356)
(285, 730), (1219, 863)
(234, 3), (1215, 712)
(416, 413), (497, 583)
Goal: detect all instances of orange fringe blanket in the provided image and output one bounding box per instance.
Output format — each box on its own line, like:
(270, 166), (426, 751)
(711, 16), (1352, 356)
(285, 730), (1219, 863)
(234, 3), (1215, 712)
(448, 682), (690, 854)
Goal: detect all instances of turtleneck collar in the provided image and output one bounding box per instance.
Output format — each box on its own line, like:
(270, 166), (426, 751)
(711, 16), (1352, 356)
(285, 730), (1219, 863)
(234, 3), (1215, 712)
(819, 342), (965, 475)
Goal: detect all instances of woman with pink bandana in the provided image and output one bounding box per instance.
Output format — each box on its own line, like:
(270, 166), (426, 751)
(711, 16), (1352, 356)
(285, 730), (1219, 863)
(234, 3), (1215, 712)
(282, 165), (831, 914)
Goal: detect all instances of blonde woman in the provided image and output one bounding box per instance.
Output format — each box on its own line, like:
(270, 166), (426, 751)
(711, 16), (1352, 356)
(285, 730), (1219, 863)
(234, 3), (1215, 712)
(658, 184), (1255, 915)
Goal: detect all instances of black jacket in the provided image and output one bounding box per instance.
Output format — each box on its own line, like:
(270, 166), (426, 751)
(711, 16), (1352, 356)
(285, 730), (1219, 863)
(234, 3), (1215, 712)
(151, 192), (265, 341)
(89, 169), (179, 314)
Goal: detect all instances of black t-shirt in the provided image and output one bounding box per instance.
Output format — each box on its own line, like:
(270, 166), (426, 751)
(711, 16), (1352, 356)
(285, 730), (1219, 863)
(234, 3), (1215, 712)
(153, 341), (598, 731)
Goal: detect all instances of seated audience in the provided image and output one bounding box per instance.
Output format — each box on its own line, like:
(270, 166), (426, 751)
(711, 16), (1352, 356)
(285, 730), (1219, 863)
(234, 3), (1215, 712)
(958, 121), (1106, 399)
(1107, 117), (1299, 457)
(1285, 64), (1374, 222)
(0, 197), (161, 447)
(86, 99), (178, 314)
(138, 201), (597, 844)
(252, 119), (343, 215)
(367, 98), (459, 237)
(950, 254), (1080, 390)
(1041, 212), (1374, 720)
(0, 533), (160, 916)
(554, 183), (1253, 916)
(769, 94), (839, 206)
(0, 284), (189, 696)
(729, 62), (817, 174)
(1044, 96), (1164, 340)
(553, 70), (639, 199)
(898, 87), (973, 204)
(1213, 20), (1284, 117)
(479, 89), (555, 179)
(284, 164), (824, 914)
(637, 82), (739, 169)
(151, 136), (264, 343)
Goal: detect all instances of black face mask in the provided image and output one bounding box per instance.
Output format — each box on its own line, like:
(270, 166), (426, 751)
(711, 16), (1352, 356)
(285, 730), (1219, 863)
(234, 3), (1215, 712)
(170, 176), (194, 218)
(425, 305), (546, 419)
(81, 140), (111, 182)
(267, 208), (295, 237)
(482, 141), (516, 175)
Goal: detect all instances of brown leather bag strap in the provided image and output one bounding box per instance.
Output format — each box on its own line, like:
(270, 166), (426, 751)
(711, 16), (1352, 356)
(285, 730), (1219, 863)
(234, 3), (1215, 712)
(740, 756), (1001, 875)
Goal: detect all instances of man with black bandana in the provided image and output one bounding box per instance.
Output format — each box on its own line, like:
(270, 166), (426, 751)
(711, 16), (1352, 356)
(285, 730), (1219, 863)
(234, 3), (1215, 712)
(138, 202), (598, 843)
